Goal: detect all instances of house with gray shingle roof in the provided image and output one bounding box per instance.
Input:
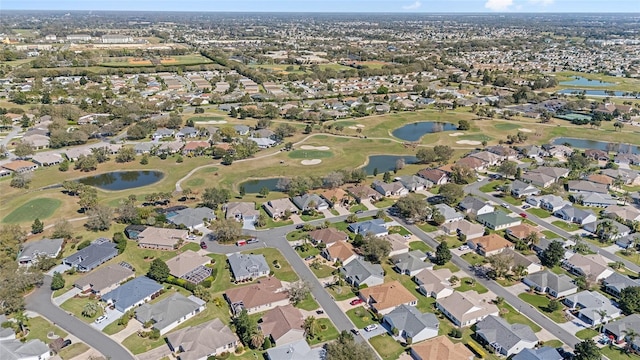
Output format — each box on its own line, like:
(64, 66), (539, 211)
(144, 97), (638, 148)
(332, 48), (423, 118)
(511, 180), (541, 198)
(433, 204), (464, 223)
(102, 276), (163, 312)
(340, 258), (384, 288)
(526, 195), (570, 212)
(166, 318), (239, 360)
(265, 339), (324, 360)
(233, 125), (250, 135)
(62, 238), (118, 272)
(458, 196), (495, 216)
(167, 207), (216, 230)
(567, 180), (608, 194)
(553, 205), (597, 226)
(396, 175), (433, 192)
(348, 219), (388, 237)
(227, 253), (270, 281)
(583, 219), (630, 240)
(17, 238), (63, 267)
(581, 192), (617, 208)
(475, 315), (538, 356)
(291, 194), (329, 211)
(136, 293), (206, 334)
(0, 338), (50, 360)
(563, 291), (621, 326)
(602, 272), (640, 298)
(263, 198), (298, 219)
(382, 304), (439, 343)
(604, 314), (640, 345)
(513, 347), (563, 360)
(392, 250), (432, 276)
(523, 270), (577, 299)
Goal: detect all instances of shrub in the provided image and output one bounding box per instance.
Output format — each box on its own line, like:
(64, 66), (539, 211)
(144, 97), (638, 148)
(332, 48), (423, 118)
(468, 342), (486, 358)
(77, 240), (91, 250)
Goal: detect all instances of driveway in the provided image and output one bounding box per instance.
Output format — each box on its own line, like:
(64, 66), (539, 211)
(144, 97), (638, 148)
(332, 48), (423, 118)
(320, 209), (335, 219)
(91, 307), (123, 331)
(505, 282), (529, 296)
(361, 325), (387, 340)
(52, 288), (81, 306)
(290, 214), (304, 224)
(136, 343), (171, 360)
(360, 199), (377, 211)
(334, 205), (351, 216)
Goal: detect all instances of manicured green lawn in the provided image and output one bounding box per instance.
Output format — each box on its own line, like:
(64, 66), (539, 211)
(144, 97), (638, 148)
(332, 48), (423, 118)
(2, 198), (61, 223)
(349, 204), (368, 213)
(417, 222), (438, 233)
(259, 208), (293, 228)
(242, 248), (299, 282)
(552, 221), (581, 232)
(189, 116), (226, 122)
(494, 123), (522, 131)
(479, 180), (509, 193)
(288, 150), (334, 159)
(327, 285), (356, 301)
(542, 230), (561, 239)
(601, 344), (640, 360)
(300, 212), (325, 222)
(576, 328), (599, 340)
(307, 318), (339, 345)
(25, 316), (68, 343)
(527, 207), (551, 218)
(102, 320), (125, 335)
(461, 252), (485, 266)
(388, 226), (410, 236)
(369, 333), (406, 360)
(455, 277), (488, 294)
(208, 253), (234, 293)
(433, 262), (460, 273)
(58, 343), (89, 359)
(60, 298), (104, 323)
(346, 306), (377, 328)
(296, 294), (320, 311)
(518, 293), (567, 323)
(310, 264), (335, 279)
(409, 241), (433, 253)
(373, 198), (395, 208)
(229, 350), (264, 360)
(121, 332), (166, 355)
(499, 303), (542, 332)
(443, 236), (466, 249)
(286, 230), (307, 242)
(295, 245), (320, 258)
(615, 250), (640, 267)
(544, 340), (564, 348)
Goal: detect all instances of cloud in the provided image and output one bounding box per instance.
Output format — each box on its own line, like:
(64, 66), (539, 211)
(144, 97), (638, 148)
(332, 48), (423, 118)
(402, 1), (422, 10)
(529, 0), (555, 5)
(485, 0), (514, 11)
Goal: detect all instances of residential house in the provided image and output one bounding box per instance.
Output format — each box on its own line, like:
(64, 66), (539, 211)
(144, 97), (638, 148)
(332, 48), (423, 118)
(603, 272), (640, 298)
(22, 134), (51, 150)
(224, 277), (289, 315)
(436, 291), (500, 327)
(152, 128), (175, 141)
(487, 145), (519, 161)
(124, 225), (146, 240)
(505, 224), (543, 243)
(475, 315), (538, 357)
(470, 151), (504, 166)
(166, 318), (239, 360)
(265, 339), (324, 360)
(136, 227), (189, 250)
(102, 276), (163, 313)
(31, 153), (63, 166)
(182, 141), (210, 155)
(62, 238), (118, 272)
(458, 196), (495, 217)
(530, 237), (570, 255)
(526, 195), (571, 212)
(585, 149), (610, 162)
(136, 293), (205, 335)
(503, 248), (543, 274)
(587, 174), (614, 187)
(158, 141), (184, 155)
(308, 228), (348, 247)
(259, 305), (305, 346)
(615, 234), (640, 250)
(513, 347), (563, 360)
(523, 270), (578, 299)
(346, 185), (382, 202)
(227, 253), (270, 282)
(602, 168), (640, 186)
(263, 198), (298, 219)
(322, 240), (357, 265)
(340, 258), (385, 288)
(225, 202), (259, 223)
(291, 194), (329, 211)
(567, 180), (609, 194)
(233, 125), (250, 136)
(549, 145), (574, 159)
(359, 280), (418, 315)
(176, 127), (199, 139)
(383, 304), (439, 343)
(396, 175), (433, 192)
(440, 220), (485, 240)
(1, 160), (38, 174)
(511, 180), (541, 198)
(166, 250), (212, 284)
(372, 180), (409, 197)
(603, 205), (640, 223)
(468, 233), (514, 256)
(417, 169), (449, 185)
(604, 314), (640, 345)
(477, 212), (522, 231)
(553, 205), (597, 226)
(414, 268), (455, 299)
(249, 137), (276, 149)
(392, 250), (432, 276)
(580, 192), (617, 208)
(614, 154), (640, 167)
(167, 207), (216, 230)
(563, 253), (614, 281)
(17, 238), (63, 267)
(313, 188), (349, 207)
(134, 142), (154, 154)
(533, 167), (571, 181)
(384, 233), (410, 257)
(456, 156), (486, 171)
(433, 204), (464, 223)
(521, 172), (555, 188)
(73, 264), (135, 295)
(410, 335), (474, 360)
(563, 291), (621, 326)
(583, 220), (630, 240)
(348, 219), (388, 237)
(0, 338), (51, 360)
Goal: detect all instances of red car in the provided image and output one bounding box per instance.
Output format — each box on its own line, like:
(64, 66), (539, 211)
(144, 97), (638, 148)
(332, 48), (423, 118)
(200, 241), (207, 249)
(350, 298), (364, 306)
(520, 213), (527, 218)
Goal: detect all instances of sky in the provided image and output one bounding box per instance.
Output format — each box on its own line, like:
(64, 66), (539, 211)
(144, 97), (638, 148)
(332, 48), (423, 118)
(2, 0), (639, 13)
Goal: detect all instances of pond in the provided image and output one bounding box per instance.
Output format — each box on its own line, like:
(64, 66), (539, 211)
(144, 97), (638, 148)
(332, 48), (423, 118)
(559, 76), (615, 87)
(361, 155), (419, 175)
(240, 178), (286, 193)
(77, 171), (164, 191)
(392, 122), (458, 142)
(557, 89), (638, 98)
(552, 137), (639, 154)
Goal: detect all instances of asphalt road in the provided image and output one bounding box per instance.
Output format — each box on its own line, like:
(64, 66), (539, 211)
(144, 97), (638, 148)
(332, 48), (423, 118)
(26, 276), (135, 360)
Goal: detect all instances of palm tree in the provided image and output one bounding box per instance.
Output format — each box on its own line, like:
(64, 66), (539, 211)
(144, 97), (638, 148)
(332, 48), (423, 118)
(525, 232), (540, 247)
(14, 311), (29, 336)
(250, 330), (265, 349)
(512, 265), (528, 280)
(82, 302), (100, 318)
(596, 309), (608, 333)
(596, 220), (616, 242)
(303, 316), (318, 338)
(623, 329), (639, 354)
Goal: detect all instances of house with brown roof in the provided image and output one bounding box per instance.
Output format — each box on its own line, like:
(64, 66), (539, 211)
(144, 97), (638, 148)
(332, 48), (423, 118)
(410, 335), (474, 360)
(308, 228), (348, 246)
(456, 157), (486, 171)
(441, 220), (485, 240)
(417, 168), (449, 185)
(259, 305), (305, 346)
(346, 185), (382, 202)
(136, 227), (189, 250)
(322, 240), (358, 265)
(588, 174), (614, 186)
(585, 149), (610, 162)
(563, 253), (614, 281)
(224, 277), (289, 315)
(359, 280), (418, 315)
(74, 264), (135, 295)
(313, 187), (349, 206)
(505, 223), (543, 242)
(436, 291), (500, 327)
(165, 250), (212, 284)
(182, 141), (210, 155)
(468, 233), (514, 256)
(166, 318), (239, 360)
(1, 160), (38, 173)
(263, 198), (298, 219)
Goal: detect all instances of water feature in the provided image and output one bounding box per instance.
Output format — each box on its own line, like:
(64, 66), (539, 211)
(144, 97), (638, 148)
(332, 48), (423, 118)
(240, 178), (286, 193)
(557, 89), (638, 98)
(559, 76), (615, 87)
(77, 171), (164, 191)
(392, 122), (458, 141)
(362, 155), (419, 175)
(552, 137), (639, 154)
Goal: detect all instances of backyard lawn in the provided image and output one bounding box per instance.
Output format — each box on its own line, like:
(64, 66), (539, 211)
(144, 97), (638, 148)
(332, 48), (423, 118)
(346, 306), (377, 328)
(518, 293), (568, 323)
(369, 333), (406, 360)
(552, 221), (581, 232)
(242, 248), (299, 282)
(527, 208), (552, 218)
(455, 277), (488, 294)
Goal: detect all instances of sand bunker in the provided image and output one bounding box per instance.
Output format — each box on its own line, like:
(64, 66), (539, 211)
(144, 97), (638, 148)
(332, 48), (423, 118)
(456, 140), (482, 145)
(449, 132), (464, 137)
(356, 124), (365, 128)
(199, 120), (228, 124)
(348, 126), (358, 130)
(301, 159), (322, 165)
(518, 128), (533, 133)
(300, 145), (330, 150)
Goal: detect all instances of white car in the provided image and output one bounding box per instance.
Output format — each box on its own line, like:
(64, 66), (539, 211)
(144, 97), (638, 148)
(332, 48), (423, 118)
(94, 315), (108, 324)
(364, 324), (378, 332)
(458, 245), (469, 251)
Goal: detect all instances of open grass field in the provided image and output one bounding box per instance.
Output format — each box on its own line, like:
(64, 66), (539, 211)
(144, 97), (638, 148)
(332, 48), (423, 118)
(2, 197), (62, 223)
(369, 333), (406, 360)
(60, 298), (105, 323)
(455, 277), (489, 293)
(287, 149), (334, 159)
(188, 115), (227, 122)
(527, 207), (552, 218)
(576, 328), (599, 340)
(551, 220), (581, 232)
(25, 316), (68, 343)
(346, 306), (377, 328)
(99, 54), (213, 68)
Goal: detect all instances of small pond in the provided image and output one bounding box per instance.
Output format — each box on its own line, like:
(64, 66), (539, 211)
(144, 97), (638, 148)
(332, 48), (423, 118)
(392, 122), (458, 142)
(362, 155), (419, 175)
(240, 178), (286, 193)
(77, 171), (164, 191)
(559, 76), (615, 87)
(557, 89), (638, 98)
(552, 137), (639, 154)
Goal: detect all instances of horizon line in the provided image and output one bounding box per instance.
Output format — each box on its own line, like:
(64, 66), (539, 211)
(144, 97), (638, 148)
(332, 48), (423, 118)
(2, 9), (639, 14)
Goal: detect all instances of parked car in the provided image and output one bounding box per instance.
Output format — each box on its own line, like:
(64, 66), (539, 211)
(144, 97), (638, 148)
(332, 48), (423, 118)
(296, 224), (304, 229)
(458, 245), (469, 251)
(351, 328), (360, 335)
(403, 234), (411, 239)
(522, 204), (531, 209)
(236, 240), (247, 247)
(200, 241), (207, 249)
(364, 324), (378, 332)
(355, 210), (364, 214)
(304, 255), (316, 261)
(316, 309), (324, 314)
(61, 339), (72, 349)
(350, 298), (364, 306)
(95, 315), (107, 324)
(519, 213), (527, 218)
(247, 238), (259, 244)
(501, 203), (509, 208)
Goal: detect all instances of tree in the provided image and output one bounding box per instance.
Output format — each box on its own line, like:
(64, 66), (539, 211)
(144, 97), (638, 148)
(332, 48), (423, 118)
(233, 309), (258, 347)
(51, 271), (65, 290)
(498, 161), (518, 179)
(458, 119), (470, 130)
(596, 219), (617, 242)
(210, 218), (242, 243)
(51, 219), (73, 239)
(619, 286), (640, 314)
(82, 302), (101, 318)
(202, 187), (231, 209)
(416, 148), (438, 164)
(382, 171), (392, 183)
(10, 172), (32, 189)
(31, 218), (44, 234)
(450, 165), (476, 184)
(259, 187), (269, 198)
(325, 330), (374, 360)
(487, 252), (513, 279)
(287, 280), (312, 305)
(361, 234), (392, 263)
(303, 316), (318, 338)
(547, 299), (561, 312)
(14, 310), (29, 336)
(395, 194), (432, 223)
(433, 145), (454, 162)
(541, 240), (565, 267)
(58, 160), (69, 172)
(433, 242), (452, 266)
(250, 330), (265, 349)
(115, 147), (136, 163)
(439, 183), (465, 205)
(85, 205), (113, 231)
(147, 258), (170, 283)
(14, 141), (34, 158)
(574, 339), (600, 360)
(78, 186), (98, 211)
